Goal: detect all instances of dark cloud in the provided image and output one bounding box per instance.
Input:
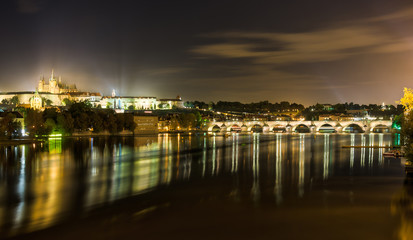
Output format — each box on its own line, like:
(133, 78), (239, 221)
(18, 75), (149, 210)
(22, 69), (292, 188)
(15, 0), (44, 14)
(2, 0), (413, 105)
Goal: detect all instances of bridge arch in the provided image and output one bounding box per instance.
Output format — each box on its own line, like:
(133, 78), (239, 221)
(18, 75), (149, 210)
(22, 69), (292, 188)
(248, 124), (263, 132)
(230, 124), (241, 132)
(317, 123), (335, 133)
(342, 123), (364, 133)
(272, 124), (286, 133)
(371, 124), (390, 133)
(208, 125), (221, 132)
(293, 124), (310, 133)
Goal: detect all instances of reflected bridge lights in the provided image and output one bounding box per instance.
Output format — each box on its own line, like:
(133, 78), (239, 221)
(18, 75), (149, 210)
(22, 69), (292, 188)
(274, 134), (283, 205)
(251, 133), (260, 203)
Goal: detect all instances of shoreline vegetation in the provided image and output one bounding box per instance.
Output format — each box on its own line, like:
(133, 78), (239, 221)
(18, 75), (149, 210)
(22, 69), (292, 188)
(0, 99), (405, 147)
(0, 131), (400, 147)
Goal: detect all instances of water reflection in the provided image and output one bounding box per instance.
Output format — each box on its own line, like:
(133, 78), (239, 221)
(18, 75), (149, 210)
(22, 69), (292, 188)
(0, 133), (400, 237)
(392, 174), (413, 240)
(324, 134), (330, 180)
(274, 134), (282, 205)
(251, 134), (260, 203)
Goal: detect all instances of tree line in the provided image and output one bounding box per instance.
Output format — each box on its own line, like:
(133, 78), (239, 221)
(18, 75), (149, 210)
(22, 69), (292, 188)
(184, 100), (305, 113)
(23, 101), (136, 137)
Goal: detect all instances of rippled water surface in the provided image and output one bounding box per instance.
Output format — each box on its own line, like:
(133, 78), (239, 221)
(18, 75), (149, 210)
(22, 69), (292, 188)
(0, 133), (409, 239)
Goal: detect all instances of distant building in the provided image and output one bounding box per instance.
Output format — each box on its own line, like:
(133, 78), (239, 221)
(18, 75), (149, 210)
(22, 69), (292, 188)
(101, 96), (157, 110)
(134, 115), (158, 134)
(157, 96), (184, 109)
(37, 69), (77, 94)
(67, 92), (102, 106)
(322, 104), (334, 111)
(347, 109), (368, 117)
(319, 114), (354, 121)
(0, 91), (67, 110)
(30, 92), (43, 109)
(0, 70), (184, 111)
(100, 95), (184, 110)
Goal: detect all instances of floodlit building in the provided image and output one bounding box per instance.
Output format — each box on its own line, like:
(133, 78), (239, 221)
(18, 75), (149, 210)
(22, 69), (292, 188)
(134, 115), (159, 134)
(100, 95), (184, 110)
(0, 70), (184, 111)
(37, 69), (78, 94)
(101, 96), (158, 110)
(0, 91), (67, 109)
(67, 92), (102, 106)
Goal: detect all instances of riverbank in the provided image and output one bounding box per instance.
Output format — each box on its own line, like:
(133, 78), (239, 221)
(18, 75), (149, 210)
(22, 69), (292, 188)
(0, 138), (43, 146)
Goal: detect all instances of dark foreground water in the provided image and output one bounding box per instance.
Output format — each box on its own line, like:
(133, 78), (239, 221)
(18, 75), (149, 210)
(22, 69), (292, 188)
(0, 133), (409, 239)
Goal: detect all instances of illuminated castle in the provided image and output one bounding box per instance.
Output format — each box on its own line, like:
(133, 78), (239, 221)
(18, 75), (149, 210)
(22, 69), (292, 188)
(37, 69), (78, 94)
(0, 69), (182, 111)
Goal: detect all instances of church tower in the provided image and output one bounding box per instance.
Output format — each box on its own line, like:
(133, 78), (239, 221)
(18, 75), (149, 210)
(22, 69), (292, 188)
(38, 75), (45, 92)
(48, 69), (60, 94)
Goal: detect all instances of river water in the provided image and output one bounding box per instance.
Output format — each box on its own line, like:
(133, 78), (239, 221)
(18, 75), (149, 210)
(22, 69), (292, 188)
(0, 133), (409, 239)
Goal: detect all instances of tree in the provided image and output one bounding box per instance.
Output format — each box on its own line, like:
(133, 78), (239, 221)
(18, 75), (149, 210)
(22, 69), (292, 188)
(89, 112), (104, 132)
(10, 96), (19, 106)
(124, 113), (136, 132)
(42, 97), (53, 107)
(0, 113), (21, 138)
(1, 99), (10, 105)
(106, 114), (118, 133)
(44, 118), (56, 135)
(43, 108), (58, 120)
(25, 109), (45, 136)
(180, 113), (196, 129)
(400, 88), (413, 112)
(74, 113), (90, 131)
(62, 113), (74, 134)
(400, 89), (413, 159)
(115, 114), (125, 132)
(62, 98), (73, 106)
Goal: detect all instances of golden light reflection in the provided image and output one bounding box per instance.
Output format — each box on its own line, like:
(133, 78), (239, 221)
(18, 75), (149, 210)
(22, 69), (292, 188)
(350, 134), (355, 172)
(323, 134), (330, 180)
(28, 151), (66, 233)
(0, 133), (401, 237)
(231, 135), (236, 173)
(298, 134), (305, 197)
(212, 136), (216, 176)
(378, 134), (384, 167)
(251, 133), (260, 203)
(361, 135), (366, 168)
(369, 134), (374, 168)
(274, 134), (283, 205)
(202, 137), (206, 177)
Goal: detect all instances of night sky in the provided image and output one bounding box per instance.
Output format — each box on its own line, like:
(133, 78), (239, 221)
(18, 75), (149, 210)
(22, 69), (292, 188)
(1, 0), (413, 105)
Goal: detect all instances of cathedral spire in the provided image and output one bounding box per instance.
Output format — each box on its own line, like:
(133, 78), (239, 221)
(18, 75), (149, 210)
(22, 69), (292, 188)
(51, 69), (54, 80)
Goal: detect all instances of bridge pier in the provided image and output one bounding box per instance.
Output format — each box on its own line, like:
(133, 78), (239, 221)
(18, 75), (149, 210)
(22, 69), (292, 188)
(286, 125), (292, 133)
(310, 125), (316, 133)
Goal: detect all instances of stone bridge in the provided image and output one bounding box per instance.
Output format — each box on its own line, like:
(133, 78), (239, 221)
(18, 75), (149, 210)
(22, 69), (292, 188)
(203, 120), (393, 133)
